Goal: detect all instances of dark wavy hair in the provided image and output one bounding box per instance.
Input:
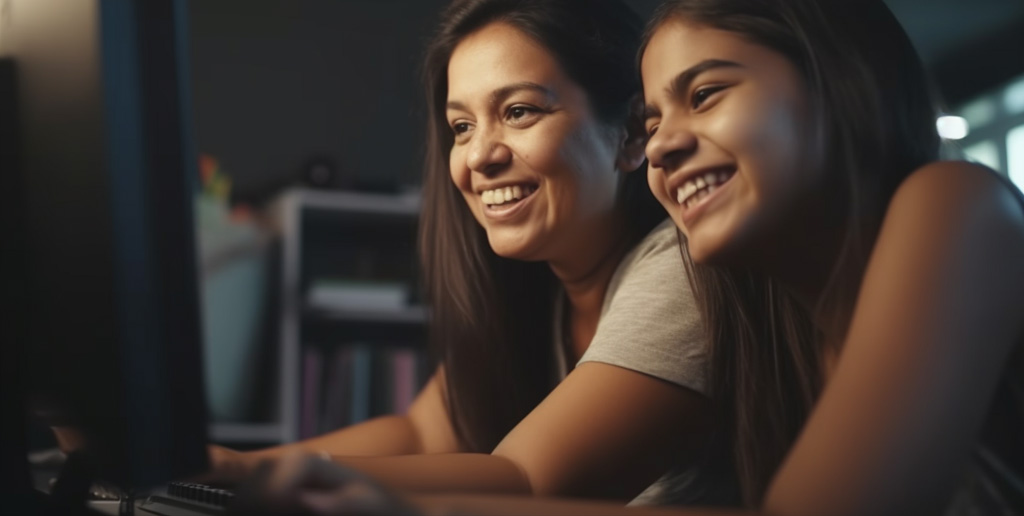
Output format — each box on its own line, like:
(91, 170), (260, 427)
(641, 0), (941, 506)
(418, 0), (665, 453)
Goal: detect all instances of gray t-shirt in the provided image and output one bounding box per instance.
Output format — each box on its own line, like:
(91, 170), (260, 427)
(554, 219), (735, 506)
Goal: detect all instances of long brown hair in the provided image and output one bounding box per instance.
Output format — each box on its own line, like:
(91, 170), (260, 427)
(418, 0), (665, 453)
(642, 0), (941, 505)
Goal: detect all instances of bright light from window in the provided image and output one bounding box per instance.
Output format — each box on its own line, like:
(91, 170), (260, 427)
(958, 98), (997, 129)
(1008, 125), (1024, 192)
(936, 116), (969, 140)
(963, 140), (1001, 172)
(1004, 76), (1024, 115)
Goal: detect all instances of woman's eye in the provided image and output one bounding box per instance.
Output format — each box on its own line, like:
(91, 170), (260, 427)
(646, 124), (658, 137)
(691, 86), (724, 109)
(452, 122), (471, 135)
(505, 105), (540, 125)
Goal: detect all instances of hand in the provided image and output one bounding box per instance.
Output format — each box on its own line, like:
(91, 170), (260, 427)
(198, 444), (259, 486)
(228, 451), (422, 516)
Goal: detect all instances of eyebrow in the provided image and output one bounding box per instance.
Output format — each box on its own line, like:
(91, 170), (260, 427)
(446, 81), (556, 112)
(644, 59), (742, 119)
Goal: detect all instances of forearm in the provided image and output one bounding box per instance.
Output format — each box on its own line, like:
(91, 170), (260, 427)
(249, 415), (423, 460)
(412, 493), (753, 516)
(336, 453), (533, 495)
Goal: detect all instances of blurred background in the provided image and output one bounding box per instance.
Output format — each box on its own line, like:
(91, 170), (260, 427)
(188, 0), (1024, 203)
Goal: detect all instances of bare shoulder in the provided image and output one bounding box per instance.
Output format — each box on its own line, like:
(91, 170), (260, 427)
(889, 161), (1024, 227)
(879, 161), (1024, 269)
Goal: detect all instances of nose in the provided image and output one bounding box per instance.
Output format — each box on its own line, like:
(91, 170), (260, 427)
(645, 121), (696, 174)
(465, 125), (512, 176)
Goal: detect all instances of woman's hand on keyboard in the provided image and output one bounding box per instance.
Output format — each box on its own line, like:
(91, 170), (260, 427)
(228, 451), (421, 516)
(194, 444), (259, 486)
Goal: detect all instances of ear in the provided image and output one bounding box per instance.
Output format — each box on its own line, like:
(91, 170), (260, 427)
(615, 95), (648, 173)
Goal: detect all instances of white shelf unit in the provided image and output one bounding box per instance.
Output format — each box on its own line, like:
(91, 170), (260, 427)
(271, 188), (423, 445)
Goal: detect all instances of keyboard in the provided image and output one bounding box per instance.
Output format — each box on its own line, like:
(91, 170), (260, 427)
(137, 482), (235, 515)
(88, 482), (235, 516)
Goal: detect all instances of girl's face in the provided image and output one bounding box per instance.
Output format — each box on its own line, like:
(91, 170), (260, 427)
(641, 19), (818, 265)
(446, 22), (626, 262)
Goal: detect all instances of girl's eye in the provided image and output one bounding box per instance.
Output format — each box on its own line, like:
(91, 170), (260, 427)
(452, 122), (471, 135)
(646, 124), (659, 137)
(691, 85), (725, 109)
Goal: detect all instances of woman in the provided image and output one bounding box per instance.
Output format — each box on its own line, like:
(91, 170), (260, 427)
(230, 1), (1024, 515)
(640, 1), (1024, 512)
(211, 0), (732, 506)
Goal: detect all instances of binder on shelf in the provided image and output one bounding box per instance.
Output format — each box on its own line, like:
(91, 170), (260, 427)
(391, 348), (417, 415)
(348, 344), (373, 424)
(319, 346), (353, 433)
(300, 346), (324, 439)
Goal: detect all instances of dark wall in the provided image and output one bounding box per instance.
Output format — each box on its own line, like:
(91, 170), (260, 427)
(187, 0), (661, 202)
(188, 1), (1022, 202)
(188, 0), (448, 200)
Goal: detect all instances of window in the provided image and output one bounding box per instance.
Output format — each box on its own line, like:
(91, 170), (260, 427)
(1007, 124), (1024, 191)
(953, 73), (1024, 193)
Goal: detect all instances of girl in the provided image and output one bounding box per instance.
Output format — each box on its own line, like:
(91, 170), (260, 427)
(231, 1), (1024, 515)
(209, 0), (733, 507)
(639, 1), (1024, 512)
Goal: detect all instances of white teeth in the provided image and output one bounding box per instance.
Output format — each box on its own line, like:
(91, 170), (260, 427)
(683, 182), (698, 200)
(673, 169), (735, 209)
(481, 184), (535, 206)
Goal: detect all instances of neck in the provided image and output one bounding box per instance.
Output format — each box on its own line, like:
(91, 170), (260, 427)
(750, 196), (848, 329)
(548, 215), (632, 359)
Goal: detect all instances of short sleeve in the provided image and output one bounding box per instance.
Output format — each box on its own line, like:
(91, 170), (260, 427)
(577, 219), (707, 394)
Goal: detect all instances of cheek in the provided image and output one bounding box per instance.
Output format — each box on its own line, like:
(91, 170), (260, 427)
(449, 148), (470, 190)
(647, 167), (671, 208)
(556, 123), (619, 200)
(723, 97), (807, 191)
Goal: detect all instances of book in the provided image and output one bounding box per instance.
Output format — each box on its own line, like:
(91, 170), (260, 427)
(300, 346), (324, 439)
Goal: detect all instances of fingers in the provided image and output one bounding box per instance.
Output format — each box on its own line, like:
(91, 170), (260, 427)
(227, 452), (422, 516)
(188, 445), (247, 486)
(229, 452), (346, 514)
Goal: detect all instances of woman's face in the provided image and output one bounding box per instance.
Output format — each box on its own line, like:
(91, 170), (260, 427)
(641, 19), (817, 265)
(446, 22), (625, 262)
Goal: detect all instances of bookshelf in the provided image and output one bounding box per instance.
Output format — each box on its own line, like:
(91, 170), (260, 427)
(212, 188), (429, 445)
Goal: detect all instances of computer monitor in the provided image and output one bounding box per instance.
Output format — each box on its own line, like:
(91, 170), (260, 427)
(1, 0), (209, 510)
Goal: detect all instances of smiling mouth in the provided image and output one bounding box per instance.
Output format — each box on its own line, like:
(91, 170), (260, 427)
(675, 168), (736, 209)
(481, 183), (538, 209)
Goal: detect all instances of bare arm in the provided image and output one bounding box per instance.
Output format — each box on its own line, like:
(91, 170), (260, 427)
(412, 493), (746, 516)
(228, 452), (750, 516)
(330, 361), (712, 499)
(763, 163), (1024, 515)
(210, 369), (462, 480)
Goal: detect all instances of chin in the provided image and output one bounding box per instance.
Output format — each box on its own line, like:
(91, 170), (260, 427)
(486, 232), (542, 261)
(684, 228), (741, 267)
